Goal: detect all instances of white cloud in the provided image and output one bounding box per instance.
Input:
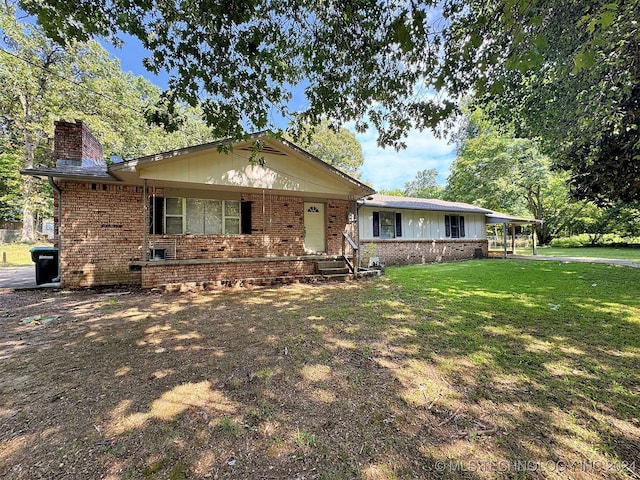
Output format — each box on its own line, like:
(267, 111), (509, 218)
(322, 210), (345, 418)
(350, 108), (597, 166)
(352, 127), (457, 191)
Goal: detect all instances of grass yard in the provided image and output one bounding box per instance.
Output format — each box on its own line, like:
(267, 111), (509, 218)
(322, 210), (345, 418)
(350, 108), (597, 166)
(0, 242), (52, 267)
(1, 260), (639, 479)
(517, 246), (640, 263)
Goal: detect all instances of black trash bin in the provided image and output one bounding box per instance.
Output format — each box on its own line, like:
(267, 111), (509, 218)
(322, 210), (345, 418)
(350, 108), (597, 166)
(30, 247), (59, 285)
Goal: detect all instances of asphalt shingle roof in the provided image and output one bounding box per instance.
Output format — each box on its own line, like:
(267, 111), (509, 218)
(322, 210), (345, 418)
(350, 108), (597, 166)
(20, 166), (114, 181)
(364, 194), (493, 214)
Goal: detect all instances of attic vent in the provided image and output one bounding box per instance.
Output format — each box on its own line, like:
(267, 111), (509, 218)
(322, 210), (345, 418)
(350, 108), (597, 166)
(238, 144), (286, 156)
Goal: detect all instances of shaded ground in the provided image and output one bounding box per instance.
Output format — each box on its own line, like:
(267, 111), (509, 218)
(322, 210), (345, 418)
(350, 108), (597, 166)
(1, 262), (639, 479)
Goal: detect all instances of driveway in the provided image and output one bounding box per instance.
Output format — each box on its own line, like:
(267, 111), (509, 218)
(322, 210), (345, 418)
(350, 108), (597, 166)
(0, 266), (60, 290)
(508, 254), (640, 268)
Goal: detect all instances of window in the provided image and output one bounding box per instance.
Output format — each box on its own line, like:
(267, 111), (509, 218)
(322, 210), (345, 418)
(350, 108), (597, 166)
(373, 211), (402, 238)
(445, 215), (465, 238)
(150, 196), (250, 235)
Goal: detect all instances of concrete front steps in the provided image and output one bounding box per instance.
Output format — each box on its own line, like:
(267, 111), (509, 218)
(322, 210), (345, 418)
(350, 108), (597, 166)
(316, 260), (351, 281)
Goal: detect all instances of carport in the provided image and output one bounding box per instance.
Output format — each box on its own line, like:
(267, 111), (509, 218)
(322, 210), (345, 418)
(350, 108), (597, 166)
(486, 212), (543, 258)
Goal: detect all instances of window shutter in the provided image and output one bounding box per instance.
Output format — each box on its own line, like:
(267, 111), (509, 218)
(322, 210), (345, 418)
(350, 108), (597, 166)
(241, 201), (252, 234)
(445, 215), (451, 237)
(460, 216), (465, 237)
(395, 213), (402, 237)
(373, 212), (380, 237)
(150, 196), (164, 234)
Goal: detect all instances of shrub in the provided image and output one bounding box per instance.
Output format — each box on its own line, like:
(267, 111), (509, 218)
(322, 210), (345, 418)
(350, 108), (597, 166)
(551, 234), (640, 247)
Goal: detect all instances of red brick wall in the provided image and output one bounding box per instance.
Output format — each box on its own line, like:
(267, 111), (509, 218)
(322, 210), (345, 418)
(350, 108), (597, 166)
(59, 181), (144, 287)
(58, 182), (355, 287)
(149, 193), (352, 260)
(54, 120), (104, 166)
(362, 239), (488, 266)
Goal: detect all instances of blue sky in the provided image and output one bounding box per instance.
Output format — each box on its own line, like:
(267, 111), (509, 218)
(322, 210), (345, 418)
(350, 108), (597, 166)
(104, 37), (457, 191)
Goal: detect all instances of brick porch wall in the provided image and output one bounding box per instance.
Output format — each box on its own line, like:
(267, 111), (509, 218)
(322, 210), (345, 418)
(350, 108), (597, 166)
(141, 259), (317, 288)
(362, 239), (488, 266)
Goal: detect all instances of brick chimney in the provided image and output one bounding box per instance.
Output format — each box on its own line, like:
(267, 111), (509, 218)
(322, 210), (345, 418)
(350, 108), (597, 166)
(54, 120), (104, 167)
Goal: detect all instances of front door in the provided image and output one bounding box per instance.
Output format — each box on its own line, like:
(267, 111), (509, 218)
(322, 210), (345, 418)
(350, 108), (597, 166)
(304, 202), (326, 253)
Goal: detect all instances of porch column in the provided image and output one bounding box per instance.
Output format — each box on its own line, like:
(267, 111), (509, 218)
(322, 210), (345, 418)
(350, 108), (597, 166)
(142, 179), (148, 262)
(510, 224), (516, 254)
(532, 224), (537, 255)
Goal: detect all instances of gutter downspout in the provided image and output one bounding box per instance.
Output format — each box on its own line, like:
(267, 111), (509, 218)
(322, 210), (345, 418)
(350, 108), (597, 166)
(356, 201), (363, 271)
(48, 176), (62, 282)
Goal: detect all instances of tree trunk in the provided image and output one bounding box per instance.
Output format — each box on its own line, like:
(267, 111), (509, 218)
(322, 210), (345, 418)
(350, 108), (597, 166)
(20, 175), (35, 242)
(20, 126), (38, 242)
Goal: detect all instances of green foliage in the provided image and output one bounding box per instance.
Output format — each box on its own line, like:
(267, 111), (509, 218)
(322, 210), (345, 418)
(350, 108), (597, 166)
(0, 3), (216, 239)
(551, 234), (640, 248)
(376, 188), (404, 196)
(445, 108), (586, 244)
(403, 168), (443, 198)
(292, 119), (364, 178)
(440, 0), (640, 204)
(18, 0), (640, 203)
(20, 0), (453, 149)
(294, 429), (316, 448)
(217, 417), (241, 436)
(0, 151), (22, 221)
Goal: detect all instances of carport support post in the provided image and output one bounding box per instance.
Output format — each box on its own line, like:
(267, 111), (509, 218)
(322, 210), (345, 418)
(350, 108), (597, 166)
(511, 224), (516, 254)
(532, 225), (537, 255)
(503, 223), (508, 258)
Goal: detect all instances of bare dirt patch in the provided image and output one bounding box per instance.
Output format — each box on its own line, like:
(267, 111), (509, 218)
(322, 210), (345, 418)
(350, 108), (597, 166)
(1, 284), (453, 479)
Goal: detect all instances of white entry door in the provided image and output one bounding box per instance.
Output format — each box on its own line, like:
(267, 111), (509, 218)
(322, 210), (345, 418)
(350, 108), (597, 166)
(304, 202), (326, 253)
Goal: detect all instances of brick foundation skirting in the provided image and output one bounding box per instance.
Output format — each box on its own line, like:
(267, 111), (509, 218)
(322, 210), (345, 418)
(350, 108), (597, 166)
(361, 239), (488, 266)
(140, 258), (320, 288)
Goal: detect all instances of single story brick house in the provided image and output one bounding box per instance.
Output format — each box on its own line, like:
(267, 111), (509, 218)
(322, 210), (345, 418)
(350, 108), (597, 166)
(357, 194), (539, 266)
(22, 120), (374, 288)
(22, 120), (537, 288)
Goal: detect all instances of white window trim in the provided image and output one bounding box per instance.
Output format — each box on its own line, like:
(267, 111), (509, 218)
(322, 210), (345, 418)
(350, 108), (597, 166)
(164, 197), (241, 235)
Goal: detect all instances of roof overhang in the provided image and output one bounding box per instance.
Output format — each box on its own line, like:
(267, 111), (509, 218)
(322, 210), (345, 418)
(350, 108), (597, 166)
(20, 167), (120, 183)
(361, 194), (492, 214)
(486, 212), (543, 225)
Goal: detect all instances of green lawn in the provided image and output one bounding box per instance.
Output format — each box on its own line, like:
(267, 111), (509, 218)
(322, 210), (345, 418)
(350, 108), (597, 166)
(518, 245), (640, 262)
(0, 242), (52, 267)
(2, 259), (638, 478)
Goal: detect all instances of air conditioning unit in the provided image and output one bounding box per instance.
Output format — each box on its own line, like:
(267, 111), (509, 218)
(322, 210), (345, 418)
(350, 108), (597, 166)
(148, 248), (166, 260)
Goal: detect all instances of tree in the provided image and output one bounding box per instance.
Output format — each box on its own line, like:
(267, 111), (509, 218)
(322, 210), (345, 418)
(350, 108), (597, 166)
(20, 0), (454, 147)
(293, 120), (364, 178)
(0, 3), (78, 241)
(0, 3), (217, 240)
(445, 110), (586, 244)
(403, 168), (443, 198)
(439, 0), (640, 204)
(21, 0), (640, 203)
(570, 202), (640, 245)
(377, 188), (405, 196)
(0, 151), (23, 222)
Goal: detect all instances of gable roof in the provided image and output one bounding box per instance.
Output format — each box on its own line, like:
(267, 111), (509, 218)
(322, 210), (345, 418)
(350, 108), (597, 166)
(363, 194), (493, 214)
(23, 131), (375, 199)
